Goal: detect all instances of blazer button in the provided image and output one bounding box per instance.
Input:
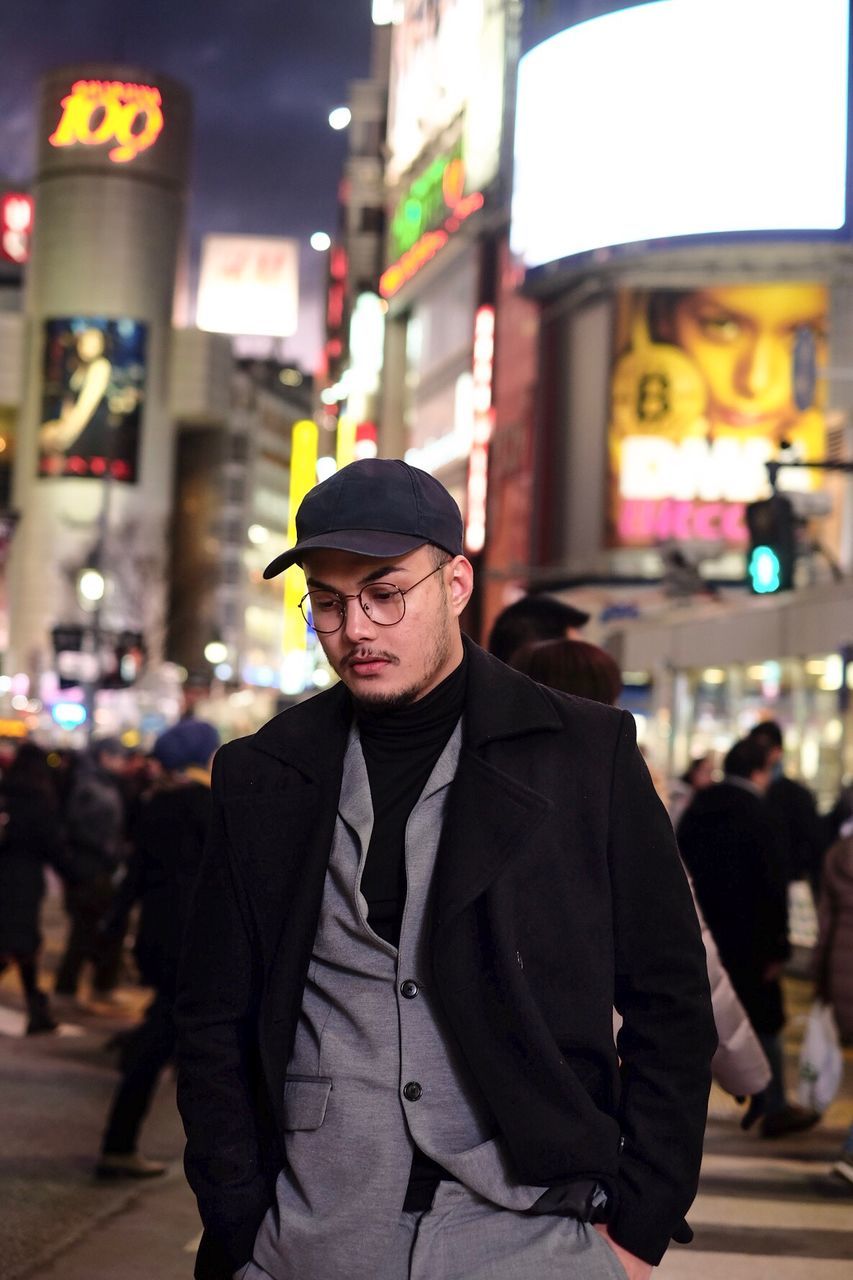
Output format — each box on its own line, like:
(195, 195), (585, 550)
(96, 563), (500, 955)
(403, 1081), (423, 1102)
(400, 980), (419, 999)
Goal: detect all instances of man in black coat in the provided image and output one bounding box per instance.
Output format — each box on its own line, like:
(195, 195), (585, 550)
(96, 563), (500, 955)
(176, 460), (716, 1280)
(677, 736), (818, 1139)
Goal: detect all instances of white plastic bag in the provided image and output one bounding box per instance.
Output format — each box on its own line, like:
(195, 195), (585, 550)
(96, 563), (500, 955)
(788, 878), (818, 948)
(797, 1002), (842, 1113)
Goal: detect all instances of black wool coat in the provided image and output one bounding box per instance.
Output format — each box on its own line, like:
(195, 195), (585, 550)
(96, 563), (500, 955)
(176, 642), (715, 1279)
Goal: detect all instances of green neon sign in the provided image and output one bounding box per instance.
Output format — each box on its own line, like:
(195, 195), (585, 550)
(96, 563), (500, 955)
(389, 141), (465, 260)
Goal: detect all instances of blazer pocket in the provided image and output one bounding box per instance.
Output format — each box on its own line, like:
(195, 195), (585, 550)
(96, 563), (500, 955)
(282, 1076), (332, 1131)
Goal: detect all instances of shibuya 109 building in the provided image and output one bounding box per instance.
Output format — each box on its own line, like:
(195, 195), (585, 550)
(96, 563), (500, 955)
(6, 68), (192, 697)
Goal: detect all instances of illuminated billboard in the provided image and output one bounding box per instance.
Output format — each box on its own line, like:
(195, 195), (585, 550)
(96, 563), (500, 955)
(197, 235), (299, 338)
(387, 0), (505, 192)
(49, 80), (164, 164)
(607, 284), (828, 549)
(38, 318), (147, 483)
(511, 0), (850, 271)
(38, 66), (191, 187)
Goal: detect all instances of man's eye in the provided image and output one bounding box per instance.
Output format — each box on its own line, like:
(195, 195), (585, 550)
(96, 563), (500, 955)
(367, 588), (397, 603)
(312, 596), (339, 612)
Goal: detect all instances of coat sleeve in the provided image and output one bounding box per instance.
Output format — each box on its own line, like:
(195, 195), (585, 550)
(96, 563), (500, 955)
(175, 749), (271, 1278)
(607, 713), (717, 1265)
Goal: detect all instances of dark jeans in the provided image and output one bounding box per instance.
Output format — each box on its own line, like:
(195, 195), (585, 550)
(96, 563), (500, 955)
(55, 877), (123, 996)
(101, 991), (176, 1154)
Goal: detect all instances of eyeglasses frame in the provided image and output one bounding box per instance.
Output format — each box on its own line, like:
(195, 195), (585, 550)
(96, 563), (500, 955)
(298, 558), (452, 634)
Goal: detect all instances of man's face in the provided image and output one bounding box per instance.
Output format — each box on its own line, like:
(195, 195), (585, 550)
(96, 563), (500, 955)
(301, 544), (473, 710)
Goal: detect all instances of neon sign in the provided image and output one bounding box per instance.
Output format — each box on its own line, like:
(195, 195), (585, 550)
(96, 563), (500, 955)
(49, 81), (164, 164)
(464, 306), (495, 554)
(390, 144), (465, 260)
(0, 193), (33, 263)
(380, 191), (484, 298)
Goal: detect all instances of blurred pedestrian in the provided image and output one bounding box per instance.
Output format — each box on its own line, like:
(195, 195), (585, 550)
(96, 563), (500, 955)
(96, 718), (218, 1179)
(0, 743), (63, 1034)
(487, 594), (590, 664)
(510, 636), (621, 704)
(667, 755), (715, 830)
(510, 637), (770, 1113)
(748, 720), (822, 890)
(54, 737), (129, 1007)
(813, 815), (853, 1044)
(678, 736), (819, 1138)
(833, 1121), (853, 1187)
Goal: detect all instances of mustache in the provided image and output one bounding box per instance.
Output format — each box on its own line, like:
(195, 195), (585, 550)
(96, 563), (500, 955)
(341, 648), (398, 669)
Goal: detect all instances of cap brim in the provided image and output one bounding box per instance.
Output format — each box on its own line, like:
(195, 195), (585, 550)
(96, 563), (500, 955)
(263, 531), (428, 580)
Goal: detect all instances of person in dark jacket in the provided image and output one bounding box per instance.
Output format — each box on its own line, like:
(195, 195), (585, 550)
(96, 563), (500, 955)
(677, 735), (819, 1138)
(54, 737), (129, 1004)
(95, 718), (218, 1179)
(0, 743), (63, 1034)
(176, 459), (716, 1280)
(748, 720), (823, 889)
(487, 593), (589, 664)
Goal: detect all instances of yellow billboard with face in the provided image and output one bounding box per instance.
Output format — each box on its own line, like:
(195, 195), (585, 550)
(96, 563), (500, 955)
(607, 284), (828, 548)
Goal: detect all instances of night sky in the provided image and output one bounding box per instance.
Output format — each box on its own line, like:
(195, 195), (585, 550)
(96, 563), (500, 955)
(0, 0), (375, 368)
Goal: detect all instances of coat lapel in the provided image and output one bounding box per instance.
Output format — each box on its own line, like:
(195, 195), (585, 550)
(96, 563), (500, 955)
(225, 683), (352, 972)
(433, 641), (563, 930)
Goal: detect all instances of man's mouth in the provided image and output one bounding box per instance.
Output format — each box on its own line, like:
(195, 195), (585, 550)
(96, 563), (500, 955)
(343, 651), (397, 676)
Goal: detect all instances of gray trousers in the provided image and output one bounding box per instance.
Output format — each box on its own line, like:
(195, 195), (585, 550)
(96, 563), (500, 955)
(240, 1182), (629, 1280)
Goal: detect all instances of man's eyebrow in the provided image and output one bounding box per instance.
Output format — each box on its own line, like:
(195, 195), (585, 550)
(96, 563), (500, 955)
(304, 565), (405, 591)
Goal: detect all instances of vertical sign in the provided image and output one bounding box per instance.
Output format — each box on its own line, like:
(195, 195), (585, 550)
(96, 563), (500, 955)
(283, 419), (319, 657)
(464, 305), (495, 553)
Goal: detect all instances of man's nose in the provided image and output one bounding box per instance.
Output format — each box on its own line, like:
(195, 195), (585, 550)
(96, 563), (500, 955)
(341, 594), (376, 642)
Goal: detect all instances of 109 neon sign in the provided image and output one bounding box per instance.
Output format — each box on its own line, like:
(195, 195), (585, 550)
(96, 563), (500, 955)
(49, 80), (164, 164)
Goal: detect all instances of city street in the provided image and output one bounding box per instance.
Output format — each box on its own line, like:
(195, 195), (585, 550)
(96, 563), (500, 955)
(0, 882), (851, 1280)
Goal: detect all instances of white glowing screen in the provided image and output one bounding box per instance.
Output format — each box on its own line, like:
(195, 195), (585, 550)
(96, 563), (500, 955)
(511, 0), (850, 268)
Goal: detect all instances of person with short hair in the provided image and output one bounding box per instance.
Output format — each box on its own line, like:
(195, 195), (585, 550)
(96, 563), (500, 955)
(748, 720), (823, 890)
(176, 459), (716, 1280)
(677, 735), (819, 1138)
(509, 637), (622, 707)
(487, 594), (590, 664)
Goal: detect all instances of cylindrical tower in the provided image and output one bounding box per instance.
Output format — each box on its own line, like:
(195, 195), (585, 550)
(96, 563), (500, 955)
(8, 65), (191, 703)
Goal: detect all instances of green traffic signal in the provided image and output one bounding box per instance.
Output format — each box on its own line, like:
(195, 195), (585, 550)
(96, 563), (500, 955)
(748, 544), (782, 594)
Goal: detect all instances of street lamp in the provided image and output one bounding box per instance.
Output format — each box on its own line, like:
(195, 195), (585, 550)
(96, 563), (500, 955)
(310, 231), (331, 252)
(328, 107), (351, 131)
(77, 567), (106, 605)
(204, 640), (228, 666)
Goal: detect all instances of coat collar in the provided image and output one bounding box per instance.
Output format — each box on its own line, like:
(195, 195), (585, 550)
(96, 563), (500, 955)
(247, 636), (562, 774)
(460, 636), (563, 748)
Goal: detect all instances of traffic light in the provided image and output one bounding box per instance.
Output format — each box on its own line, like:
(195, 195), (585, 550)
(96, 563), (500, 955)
(744, 494), (797, 594)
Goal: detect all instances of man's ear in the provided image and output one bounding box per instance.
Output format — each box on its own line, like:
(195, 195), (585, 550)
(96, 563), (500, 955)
(447, 556), (474, 617)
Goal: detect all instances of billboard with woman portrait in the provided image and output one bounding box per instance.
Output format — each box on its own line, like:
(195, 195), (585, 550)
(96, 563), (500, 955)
(38, 317), (147, 483)
(606, 284), (829, 548)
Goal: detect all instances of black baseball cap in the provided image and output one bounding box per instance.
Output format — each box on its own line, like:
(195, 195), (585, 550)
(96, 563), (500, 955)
(263, 458), (464, 579)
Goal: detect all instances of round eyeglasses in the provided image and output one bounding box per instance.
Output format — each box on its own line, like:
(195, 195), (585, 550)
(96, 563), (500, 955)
(299, 561), (449, 634)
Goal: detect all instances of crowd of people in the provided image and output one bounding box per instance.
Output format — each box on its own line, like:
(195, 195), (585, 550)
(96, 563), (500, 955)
(0, 716), (218, 1176)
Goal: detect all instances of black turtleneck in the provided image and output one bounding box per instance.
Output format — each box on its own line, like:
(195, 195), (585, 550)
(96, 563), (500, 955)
(355, 649), (469, 1210)
(356, 650), (467, 947)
